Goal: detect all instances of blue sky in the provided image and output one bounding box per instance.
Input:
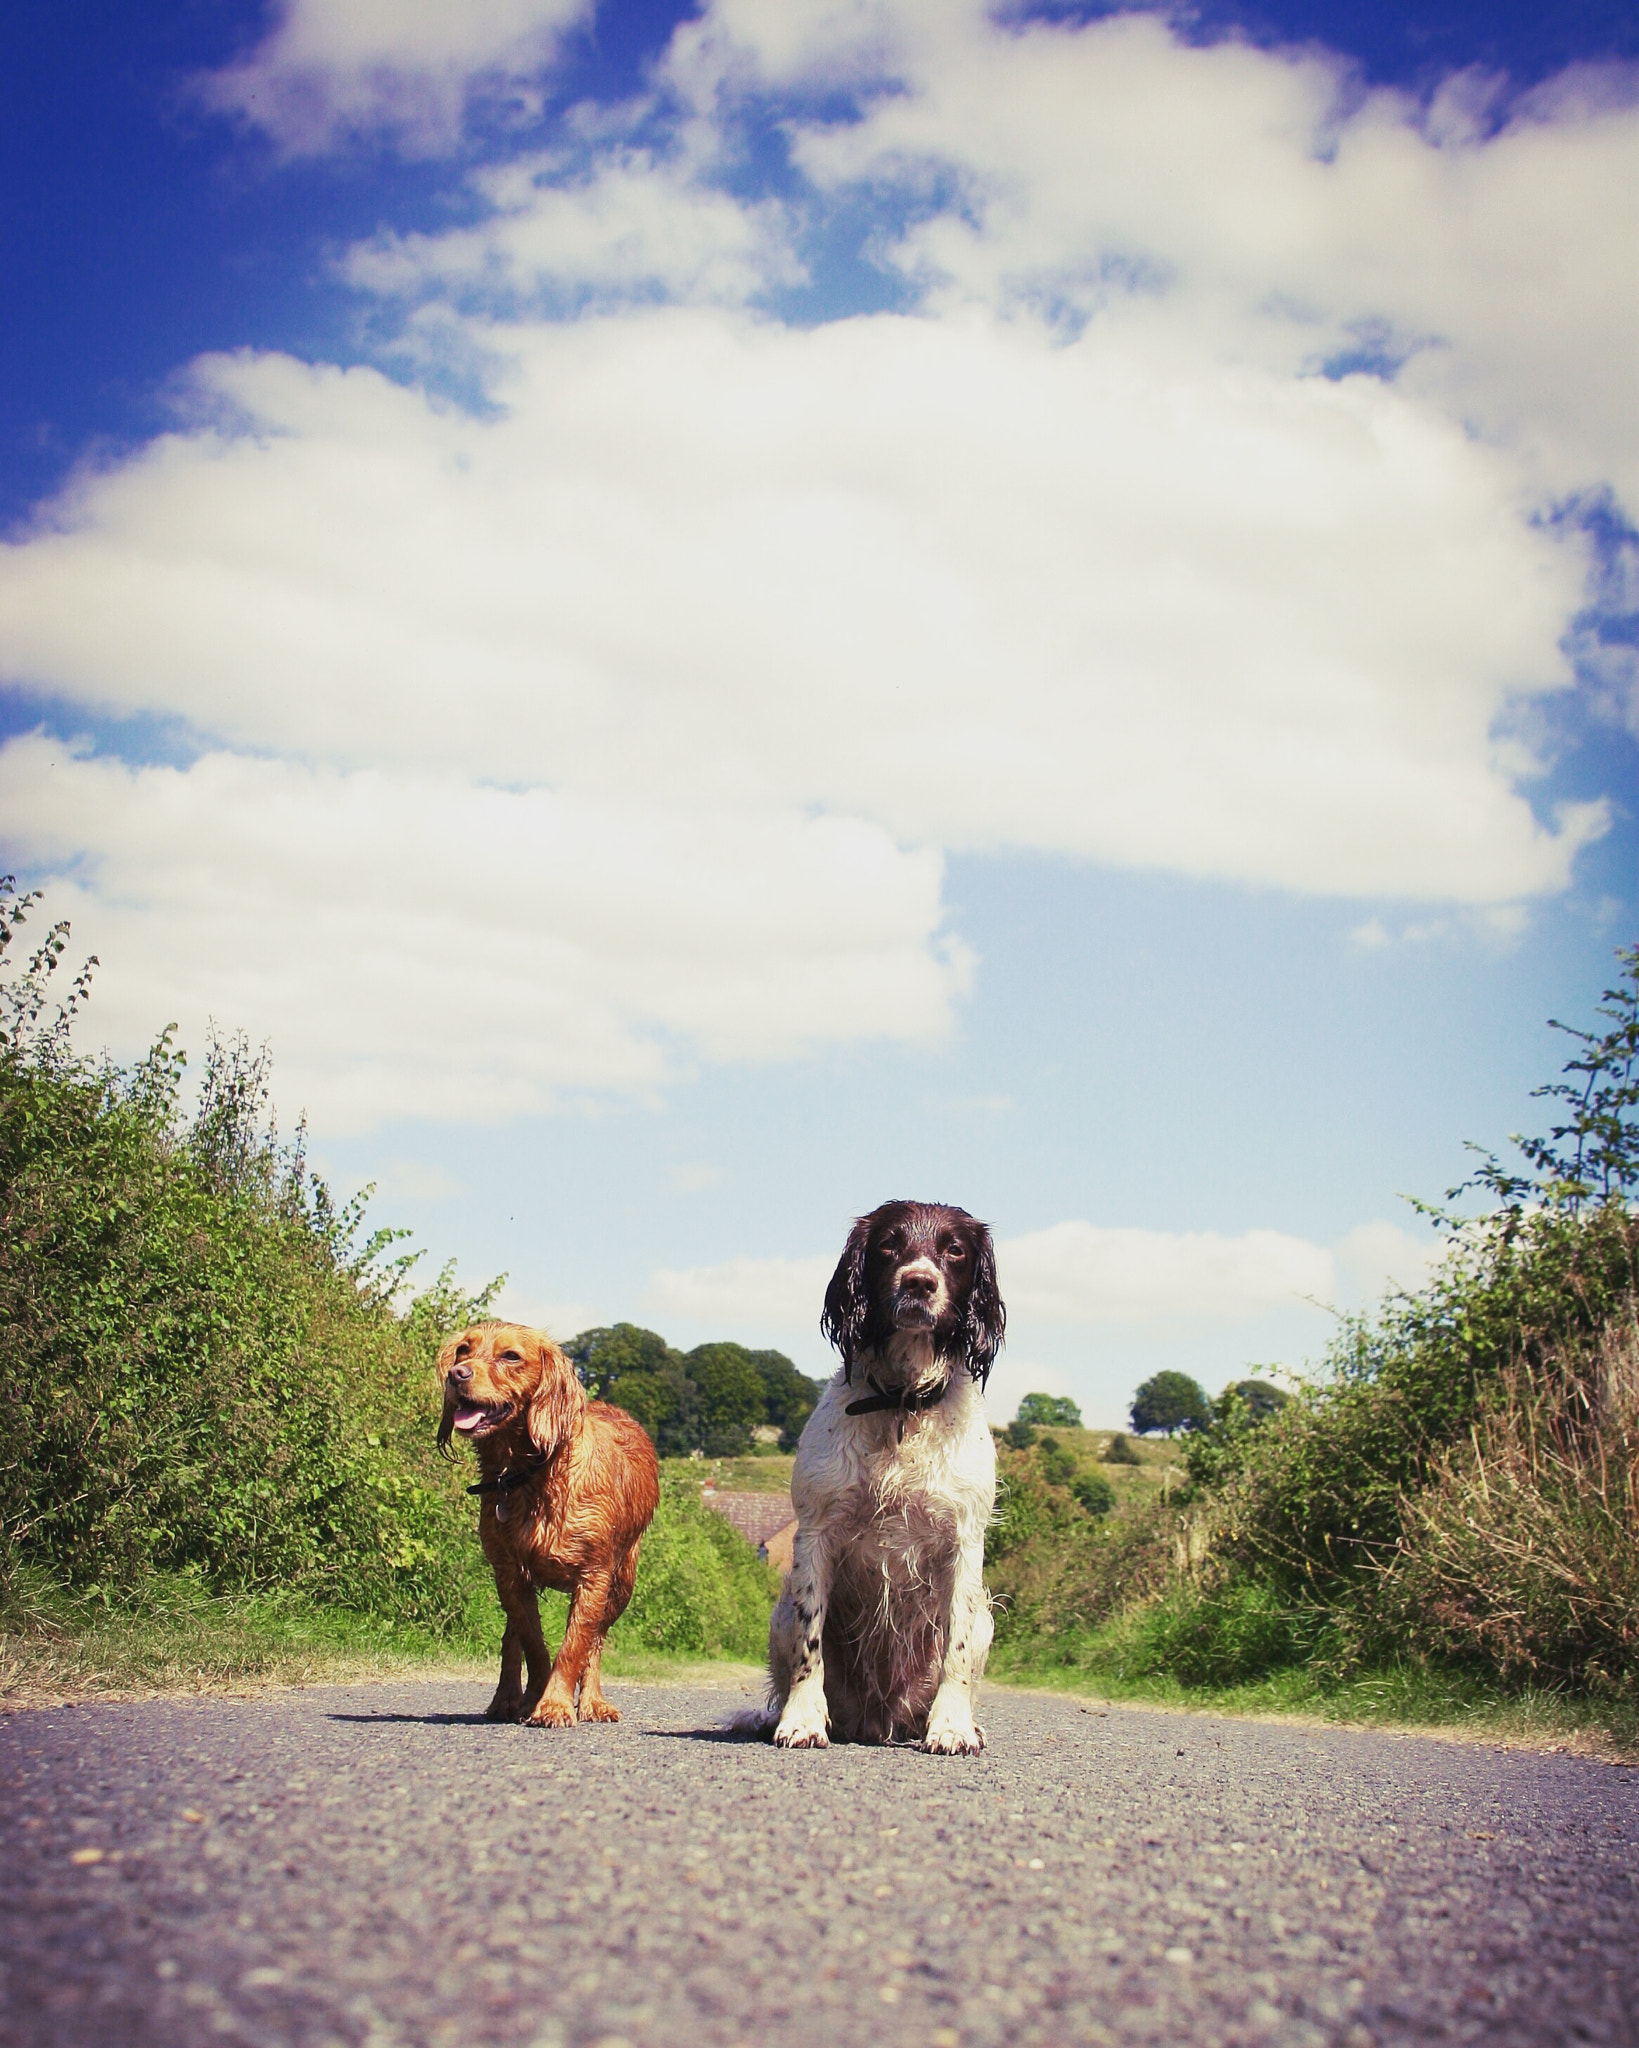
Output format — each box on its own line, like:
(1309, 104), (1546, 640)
(4, 1), (1637, 1421)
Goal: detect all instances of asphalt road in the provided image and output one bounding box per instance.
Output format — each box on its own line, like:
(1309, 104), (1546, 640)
(1, 1678), (1635, 2048)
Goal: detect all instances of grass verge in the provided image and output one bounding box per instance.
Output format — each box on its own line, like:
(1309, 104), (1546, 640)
(0, 1568), (768, 1713)
(988, 1623), (1639, 1763)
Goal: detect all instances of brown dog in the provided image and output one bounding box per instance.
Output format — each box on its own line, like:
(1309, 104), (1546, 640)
(436, 1320), (659, 1726)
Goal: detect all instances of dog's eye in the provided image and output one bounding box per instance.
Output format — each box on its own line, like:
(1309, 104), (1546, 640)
(500, 1349), (523, 1363)
(945, 1242), (968, 1261)
(454, 1343), (470, 1359)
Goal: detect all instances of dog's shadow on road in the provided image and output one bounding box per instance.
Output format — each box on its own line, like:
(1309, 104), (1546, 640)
(324, 1714), (762, 1738)
(328, 1710), (492, 1727)
(648, 1726), (761, 1744)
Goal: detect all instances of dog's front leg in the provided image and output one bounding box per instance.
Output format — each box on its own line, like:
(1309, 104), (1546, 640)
(529, 1566), (613, 1727)
(486, 1541), (552, 1722)
(922, 1532), (991, 1755)
(770, 1527), (834, 1749)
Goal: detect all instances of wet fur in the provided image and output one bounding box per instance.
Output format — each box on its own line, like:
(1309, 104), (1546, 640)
(744, 1202), (1005, 1751)
(436, 1321), (659, 1727)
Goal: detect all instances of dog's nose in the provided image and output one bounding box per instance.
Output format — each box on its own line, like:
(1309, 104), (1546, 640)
(898, 1267), (937, 1298)
(447, 1363), (473, 1386)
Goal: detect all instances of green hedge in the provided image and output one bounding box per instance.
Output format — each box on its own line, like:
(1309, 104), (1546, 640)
(0, 881), (776, 1666)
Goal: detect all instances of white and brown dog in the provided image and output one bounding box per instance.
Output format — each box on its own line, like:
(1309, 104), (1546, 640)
(743, 1200), (1005, 1753)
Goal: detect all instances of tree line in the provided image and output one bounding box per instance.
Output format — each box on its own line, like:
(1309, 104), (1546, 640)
(566, 1323), (822, 1458)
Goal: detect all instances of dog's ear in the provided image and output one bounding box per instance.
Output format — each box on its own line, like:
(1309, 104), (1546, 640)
(962, 1225), (1006, 1387)
(434, 1330), (464, 1454)
(526, 1332), (586, 1456)
(821, 1213), (875, 1383)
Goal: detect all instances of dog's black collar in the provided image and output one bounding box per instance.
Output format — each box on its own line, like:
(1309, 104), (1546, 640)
(845, 1372), (951, 1444)
(467, 1450), (548, 1498)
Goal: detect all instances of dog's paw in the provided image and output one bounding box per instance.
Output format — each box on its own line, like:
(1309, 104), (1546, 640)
(578, 1697), (620, 1723)
(729, 1703), (777, 1740)
(484, 1693), (524, 1723)
(526, 1695), (576, 1728)
(922, 1716), (984, 1755)
(772, 1713), (830, 1749)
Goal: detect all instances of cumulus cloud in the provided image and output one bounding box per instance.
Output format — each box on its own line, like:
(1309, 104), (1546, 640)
(15, 0), (1639, 1125)
(637, 1211), (1436, 1346)
(645, 1254), (832, 1328)
(1335, 1219), (1445, 1300)
(344, 150), (802, 307)
(491, 1287), (604, 1340)
(1000, 1221), (1336, 1324)
(0, 320), (1601, 900)
(643, 1222), (1330, 1334)
(700, 4), (1639, 513)
(0, 736), (968, 1130)
(199, 0), (590, 155)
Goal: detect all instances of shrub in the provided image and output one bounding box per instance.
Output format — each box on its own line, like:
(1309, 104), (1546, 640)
(1118, 1579), (1331, 1688)
(1203, 1201), (1639, 1614)
(1073, 1470), (1115, 1517)
(1038, 1436), (1078, 1487)
(1005, 1417), (1037, 1450)
(0, 882), (781, 1667)
(986, 1466), (1175, 1649)
(1103, 1432), (1142, 1465)
(1153, 945), (1639, 1691)
(611, 1474), (777, 1658)
(0, 893), (499, 1627)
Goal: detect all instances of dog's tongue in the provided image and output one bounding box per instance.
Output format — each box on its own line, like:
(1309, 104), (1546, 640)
(453, 1406), (484, 1433)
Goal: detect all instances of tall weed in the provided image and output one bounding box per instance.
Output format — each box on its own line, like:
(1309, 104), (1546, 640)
(1389, 1311), (1639, 1690)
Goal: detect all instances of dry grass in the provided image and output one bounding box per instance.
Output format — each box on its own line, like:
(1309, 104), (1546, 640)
(1391, 1310), (1639, 1692)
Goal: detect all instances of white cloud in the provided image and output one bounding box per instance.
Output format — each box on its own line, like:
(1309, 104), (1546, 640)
(344, 151), (801, 306)
(199, 0), (589, 155)
(12, 0), (1638, 1125)
(710, 5), (1639, 512)
(371, 1158), (467, 1201)
(644, 1254), (832, 1328)
(1335, 1219), (1445, 1301)
(0, 319), (1601, 903)
(638, 1210), (1434, 1352)
(0, 736), (968, 1130)
(489, 1286), (603, 1340)
(983, 1356), (1081, 1427)
(1000, 1221), (1336, 1324)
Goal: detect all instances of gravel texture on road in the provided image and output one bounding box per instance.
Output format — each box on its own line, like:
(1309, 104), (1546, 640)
(1, 1677), (1635, 2048)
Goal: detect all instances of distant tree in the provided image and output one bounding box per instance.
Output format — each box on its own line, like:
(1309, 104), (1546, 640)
(566, 1323), (677, 1395)
(1072, 1469), (1115, 1517)
(1016, 1392), (1083, 1429)
(570, 1324), (701, 1455)
(1102, 1432), (1142, 1465)
(687, 1343), (770, 1457)
(1130, 1370), (1214, 1436)
(1218, 1378), (1291, 1425)
(1004, 1417), (1037, 1450)
(567, 1325), (825, 1458)
(744, 1346), (824, 1449)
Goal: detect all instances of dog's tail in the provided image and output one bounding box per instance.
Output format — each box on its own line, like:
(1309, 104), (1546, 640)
(728, 1697), (779, 1739)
